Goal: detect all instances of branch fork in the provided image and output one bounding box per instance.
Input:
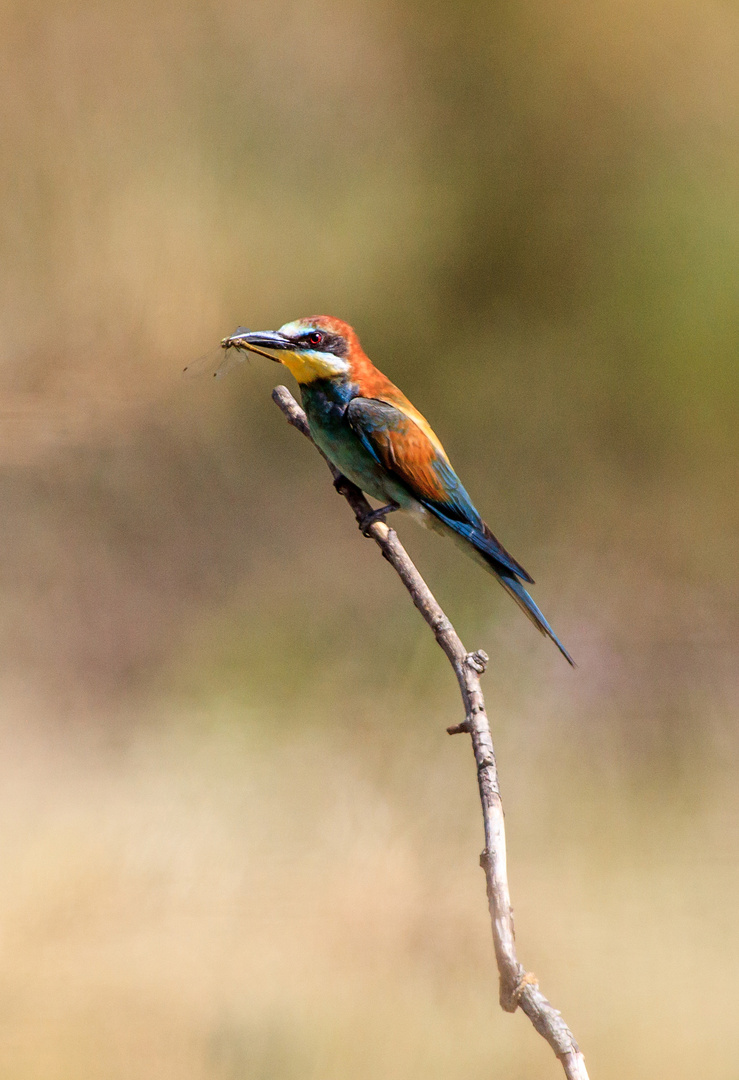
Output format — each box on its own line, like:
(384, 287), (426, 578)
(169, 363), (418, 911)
(271, 385), (590, 1080)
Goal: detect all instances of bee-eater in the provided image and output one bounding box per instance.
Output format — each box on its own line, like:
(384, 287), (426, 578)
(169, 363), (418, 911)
(227, 316), (573, 665)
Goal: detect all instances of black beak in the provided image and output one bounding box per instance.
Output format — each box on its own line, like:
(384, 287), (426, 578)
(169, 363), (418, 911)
(221, 328), (293, 361)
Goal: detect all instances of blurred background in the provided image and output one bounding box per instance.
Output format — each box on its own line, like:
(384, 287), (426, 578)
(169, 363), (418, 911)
(0, 0), (737, 1076)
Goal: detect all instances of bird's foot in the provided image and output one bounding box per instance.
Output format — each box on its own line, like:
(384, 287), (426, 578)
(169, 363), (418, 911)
(358, 502), (399, 536)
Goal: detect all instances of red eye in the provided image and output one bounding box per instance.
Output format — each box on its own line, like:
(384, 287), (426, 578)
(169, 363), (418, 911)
(307, 331), (323, 346)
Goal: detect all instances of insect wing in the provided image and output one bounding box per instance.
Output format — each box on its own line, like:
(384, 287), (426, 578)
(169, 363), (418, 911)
(182, 345), (247, 380)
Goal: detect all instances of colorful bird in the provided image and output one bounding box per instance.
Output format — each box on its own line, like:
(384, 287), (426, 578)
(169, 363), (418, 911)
(226, 316), (573, 665)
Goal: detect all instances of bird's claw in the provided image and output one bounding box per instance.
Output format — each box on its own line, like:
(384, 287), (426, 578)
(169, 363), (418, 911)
(358, 502), (399, 536)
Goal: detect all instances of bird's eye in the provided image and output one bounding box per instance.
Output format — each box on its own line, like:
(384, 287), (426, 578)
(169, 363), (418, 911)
(306, 331), (323, 346)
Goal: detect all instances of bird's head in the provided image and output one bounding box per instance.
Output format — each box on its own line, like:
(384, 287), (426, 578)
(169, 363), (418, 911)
(224, 316), (360, 383)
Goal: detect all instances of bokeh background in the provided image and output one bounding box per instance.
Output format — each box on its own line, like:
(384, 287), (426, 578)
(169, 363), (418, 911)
(0, 1), (738, 1077)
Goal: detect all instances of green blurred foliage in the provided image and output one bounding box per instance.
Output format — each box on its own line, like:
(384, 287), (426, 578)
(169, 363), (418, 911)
(0, 1), (737, 1077)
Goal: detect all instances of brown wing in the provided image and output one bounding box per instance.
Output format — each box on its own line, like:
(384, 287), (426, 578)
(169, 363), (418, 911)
(346, 397), (534, 582)
(346, 398), (481, 519)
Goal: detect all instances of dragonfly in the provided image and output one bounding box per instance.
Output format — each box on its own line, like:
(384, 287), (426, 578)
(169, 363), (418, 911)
(183, 327), (282, 379)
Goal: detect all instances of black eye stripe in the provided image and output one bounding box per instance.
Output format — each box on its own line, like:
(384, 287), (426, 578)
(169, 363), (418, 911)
(299, 331), (323, 346)
(293, 328), (350, 358)
(296, 330), (348, 357)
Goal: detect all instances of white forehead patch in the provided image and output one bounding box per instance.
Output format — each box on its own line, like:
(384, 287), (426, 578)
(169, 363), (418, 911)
(278, 320), (305, 338)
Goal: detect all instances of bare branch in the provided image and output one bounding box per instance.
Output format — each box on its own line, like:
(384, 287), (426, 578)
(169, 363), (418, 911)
(272, 385), (590, 1080)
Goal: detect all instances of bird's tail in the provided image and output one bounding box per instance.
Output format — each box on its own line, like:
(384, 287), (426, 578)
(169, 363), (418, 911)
(497, 572), (575, 666)
(421, 507), (575, 665)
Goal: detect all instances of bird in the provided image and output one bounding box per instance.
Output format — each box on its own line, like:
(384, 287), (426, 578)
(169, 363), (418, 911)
(225, 316), (573, 665)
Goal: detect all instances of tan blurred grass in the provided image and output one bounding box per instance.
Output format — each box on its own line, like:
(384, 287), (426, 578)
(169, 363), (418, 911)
(0, 695), (737, 1080)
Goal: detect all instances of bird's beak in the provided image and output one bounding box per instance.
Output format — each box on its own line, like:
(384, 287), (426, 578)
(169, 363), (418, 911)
(221, 328), (293, 362)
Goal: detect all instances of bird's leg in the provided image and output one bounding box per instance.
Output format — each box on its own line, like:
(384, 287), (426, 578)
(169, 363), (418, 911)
(358, 501), (400, 536)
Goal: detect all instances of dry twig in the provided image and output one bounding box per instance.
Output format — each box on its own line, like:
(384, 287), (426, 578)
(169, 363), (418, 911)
(272, 384), (590, 1080)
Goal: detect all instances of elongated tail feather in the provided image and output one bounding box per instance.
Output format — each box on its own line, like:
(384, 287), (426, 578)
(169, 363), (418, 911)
(498, 573), (575, 666)
(429, 510), (575, 665)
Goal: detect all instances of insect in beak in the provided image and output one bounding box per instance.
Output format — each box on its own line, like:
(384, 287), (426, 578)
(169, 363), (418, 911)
(221, 329), (293, 361)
